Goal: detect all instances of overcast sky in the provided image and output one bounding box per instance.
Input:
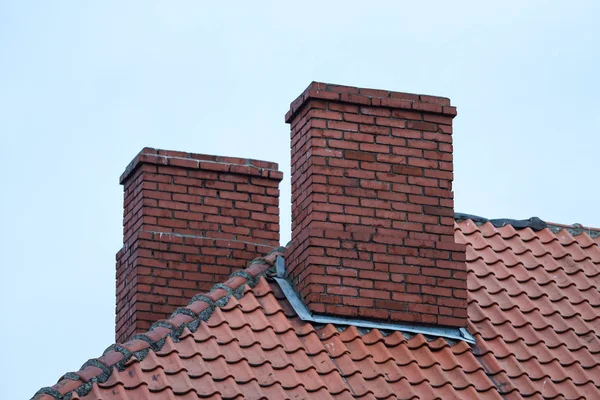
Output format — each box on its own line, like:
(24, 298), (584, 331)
(1, 1), (599, 398)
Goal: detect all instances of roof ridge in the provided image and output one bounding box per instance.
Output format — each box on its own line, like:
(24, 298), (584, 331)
(545, 222), (600, 237)
(33, 246), (287, 400)
(455, 212), (600, 237)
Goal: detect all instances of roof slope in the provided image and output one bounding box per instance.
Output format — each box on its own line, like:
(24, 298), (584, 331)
(460, 220), (600, 399)
(33, 220), (600, 399)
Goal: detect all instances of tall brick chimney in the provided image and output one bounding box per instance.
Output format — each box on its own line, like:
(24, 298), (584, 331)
(284, 82), (467, 327)
(116, 148), (282, 343)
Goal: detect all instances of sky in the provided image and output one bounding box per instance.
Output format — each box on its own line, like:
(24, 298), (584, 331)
(1, 1), (599, 397)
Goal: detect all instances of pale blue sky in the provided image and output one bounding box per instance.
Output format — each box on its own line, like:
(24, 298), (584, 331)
(1, 1), (599, 398)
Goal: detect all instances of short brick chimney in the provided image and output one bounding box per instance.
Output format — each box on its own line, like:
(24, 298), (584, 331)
(284, 82), (467, 327)
(116, 148), (282, 343)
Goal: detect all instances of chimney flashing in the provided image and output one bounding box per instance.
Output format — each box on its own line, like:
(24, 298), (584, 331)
(274, 274), (475, 344)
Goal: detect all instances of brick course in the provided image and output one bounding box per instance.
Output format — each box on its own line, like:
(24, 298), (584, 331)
(116, 148), (282, 343)
(285, 82), (467, 327)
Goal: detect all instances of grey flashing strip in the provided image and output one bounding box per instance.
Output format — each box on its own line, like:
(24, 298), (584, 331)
(274, 276), (476, 345)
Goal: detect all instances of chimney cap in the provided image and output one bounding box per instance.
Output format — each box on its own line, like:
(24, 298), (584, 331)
(285, 81), (456, 123)
(120, 147), (283, 184)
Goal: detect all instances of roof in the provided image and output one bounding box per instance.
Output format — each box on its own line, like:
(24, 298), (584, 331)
(461, 219), (600, 399)
(33, 218), (600, 400)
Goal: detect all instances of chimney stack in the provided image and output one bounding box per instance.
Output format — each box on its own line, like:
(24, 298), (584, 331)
(284, 82), (467, 327)
(116, 148), (282, 343)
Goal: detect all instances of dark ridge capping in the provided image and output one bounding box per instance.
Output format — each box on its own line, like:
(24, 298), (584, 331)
(31, 248), (284, 400)
(547, 223), (600, 238)
(455, 213), (600, 237)
(454, 213), (547, 231)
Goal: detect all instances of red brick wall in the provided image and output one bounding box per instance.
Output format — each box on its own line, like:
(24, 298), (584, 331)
(285, 82), (467, 327)
(116, 148), (282, 343)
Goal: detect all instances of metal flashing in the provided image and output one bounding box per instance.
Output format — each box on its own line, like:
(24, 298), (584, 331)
(274, 276), (476, 344)
(276, 254), (286, 278)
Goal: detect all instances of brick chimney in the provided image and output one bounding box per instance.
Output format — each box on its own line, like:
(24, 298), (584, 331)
(284, 82), (467, 327)
(116, 148), (282, 343)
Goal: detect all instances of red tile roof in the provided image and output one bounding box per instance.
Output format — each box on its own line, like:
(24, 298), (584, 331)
(33, 219), (600, 400)
(461, 219), (600, 399)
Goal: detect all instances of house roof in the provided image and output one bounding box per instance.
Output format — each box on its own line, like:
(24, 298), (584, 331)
(33, 218), (600, 400)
